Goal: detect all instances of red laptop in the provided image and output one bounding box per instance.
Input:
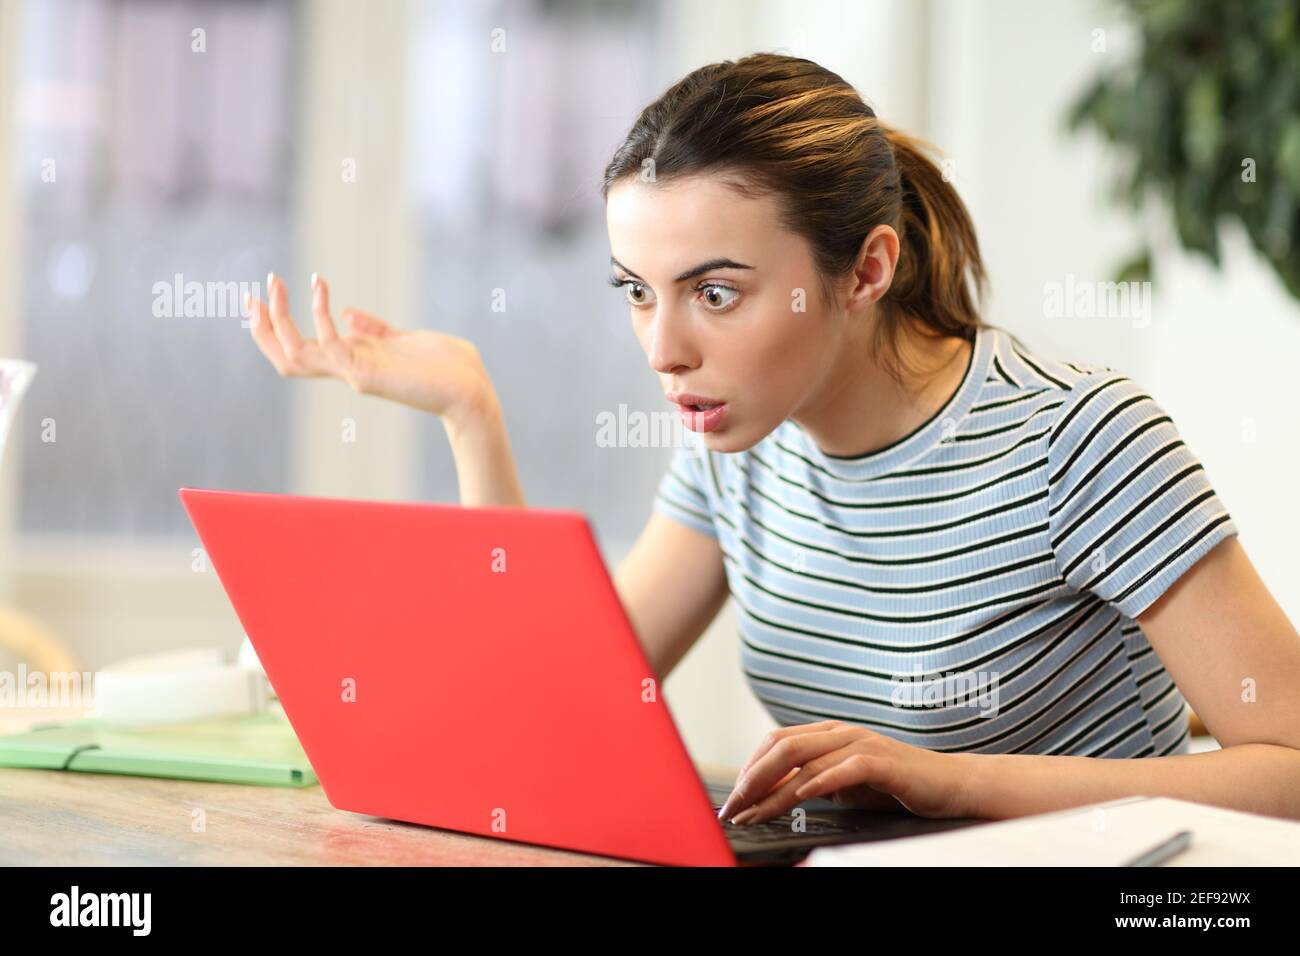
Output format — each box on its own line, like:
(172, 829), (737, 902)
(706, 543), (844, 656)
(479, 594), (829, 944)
(179, 488), (981, 866)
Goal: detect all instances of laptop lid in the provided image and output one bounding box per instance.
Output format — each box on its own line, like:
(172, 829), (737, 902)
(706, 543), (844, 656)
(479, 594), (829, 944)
(179, 488), (736, 866)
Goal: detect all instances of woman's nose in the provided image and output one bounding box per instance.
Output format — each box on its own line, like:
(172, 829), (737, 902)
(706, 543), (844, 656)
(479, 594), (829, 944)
(646, 309), (697, 375)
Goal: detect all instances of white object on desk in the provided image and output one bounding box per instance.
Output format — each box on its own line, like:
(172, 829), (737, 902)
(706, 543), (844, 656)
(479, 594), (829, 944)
(92, 647), (270, 726)
(804, 796), (1300, 866)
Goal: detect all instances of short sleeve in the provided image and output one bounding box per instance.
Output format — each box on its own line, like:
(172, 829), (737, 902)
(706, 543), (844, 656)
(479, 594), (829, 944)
(653, 442), (718, 539)
(1046, 375), (1238, 619)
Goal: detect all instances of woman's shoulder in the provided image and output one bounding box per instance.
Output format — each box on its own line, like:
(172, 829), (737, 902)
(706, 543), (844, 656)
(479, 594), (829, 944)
(982, 327), (1158, 447)
(986, 325), (1123, 394)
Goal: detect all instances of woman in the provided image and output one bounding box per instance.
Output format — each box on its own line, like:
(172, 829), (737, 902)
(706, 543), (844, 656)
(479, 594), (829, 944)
(246, 53), (1300, 826)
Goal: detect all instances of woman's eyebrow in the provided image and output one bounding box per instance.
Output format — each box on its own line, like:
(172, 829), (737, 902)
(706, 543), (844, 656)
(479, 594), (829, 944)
(609, 256), (755, 282)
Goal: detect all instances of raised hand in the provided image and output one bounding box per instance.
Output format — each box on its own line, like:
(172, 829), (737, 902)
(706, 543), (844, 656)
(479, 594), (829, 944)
(247, 272), (491, 429)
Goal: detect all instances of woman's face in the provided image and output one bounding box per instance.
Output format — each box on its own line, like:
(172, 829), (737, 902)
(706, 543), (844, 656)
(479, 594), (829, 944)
(605, 173), (856, 454)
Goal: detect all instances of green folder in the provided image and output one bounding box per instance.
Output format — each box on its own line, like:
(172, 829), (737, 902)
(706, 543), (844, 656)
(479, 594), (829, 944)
(0, 711), (317, 787)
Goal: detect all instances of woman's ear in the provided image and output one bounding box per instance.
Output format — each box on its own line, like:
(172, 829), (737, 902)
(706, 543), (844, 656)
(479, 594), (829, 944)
(842, 224), (900, 315)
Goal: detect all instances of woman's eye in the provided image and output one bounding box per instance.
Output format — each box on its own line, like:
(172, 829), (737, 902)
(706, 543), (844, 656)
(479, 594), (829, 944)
(618, 280), (655, 307)
(606, 275), (656, 308)
(699, 284), (739, 311)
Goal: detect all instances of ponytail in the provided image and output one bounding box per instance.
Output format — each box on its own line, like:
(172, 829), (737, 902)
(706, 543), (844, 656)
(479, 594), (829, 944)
(868, 123), (987, 385)
(880, 124), (988, 344)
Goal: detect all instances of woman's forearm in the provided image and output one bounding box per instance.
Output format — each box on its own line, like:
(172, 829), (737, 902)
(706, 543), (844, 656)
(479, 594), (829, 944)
(441, 391), (526, 509)
(957, 742), (1300, 821)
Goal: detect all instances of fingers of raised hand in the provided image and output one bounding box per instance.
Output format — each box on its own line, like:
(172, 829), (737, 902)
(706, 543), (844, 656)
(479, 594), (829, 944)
(247, 273), (340, 377)
(266, 272), (306, 361)
(246, 292), (292, 374)
(310, 274), (350, 369)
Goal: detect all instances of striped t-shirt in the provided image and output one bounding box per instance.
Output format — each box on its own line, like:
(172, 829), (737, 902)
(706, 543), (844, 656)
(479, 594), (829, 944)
(654, 323), (1237, 758)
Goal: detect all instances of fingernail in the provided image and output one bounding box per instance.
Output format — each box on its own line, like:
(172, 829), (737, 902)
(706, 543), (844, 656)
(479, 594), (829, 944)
(266, 271), (275, 292)
(311, 272), (319, 290)
(794, 781), (813, 798)
(716, 789), (738, 819)
(731, 809), (758, 826)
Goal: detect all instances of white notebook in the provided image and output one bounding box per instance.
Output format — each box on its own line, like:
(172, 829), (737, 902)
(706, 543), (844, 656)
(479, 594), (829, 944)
(804, 796), (1300, 866)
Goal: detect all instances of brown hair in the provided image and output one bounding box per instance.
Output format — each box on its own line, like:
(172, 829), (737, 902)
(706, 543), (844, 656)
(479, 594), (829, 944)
(601, 52), (990, 388)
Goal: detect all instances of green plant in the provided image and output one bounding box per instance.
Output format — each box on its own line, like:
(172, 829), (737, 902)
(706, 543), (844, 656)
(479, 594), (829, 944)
(1067, 0), (1300, 298)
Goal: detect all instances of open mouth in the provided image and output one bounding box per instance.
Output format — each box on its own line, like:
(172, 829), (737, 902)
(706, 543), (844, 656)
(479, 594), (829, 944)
(666, 392), (728, 432)
(675, 401), (729, 433)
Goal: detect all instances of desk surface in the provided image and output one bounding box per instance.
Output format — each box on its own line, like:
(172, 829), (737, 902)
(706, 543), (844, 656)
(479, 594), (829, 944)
(0, 762), (741, 866)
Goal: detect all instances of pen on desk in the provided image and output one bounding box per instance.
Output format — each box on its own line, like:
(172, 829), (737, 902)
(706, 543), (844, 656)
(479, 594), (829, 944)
(1121, 829), (1192, 867)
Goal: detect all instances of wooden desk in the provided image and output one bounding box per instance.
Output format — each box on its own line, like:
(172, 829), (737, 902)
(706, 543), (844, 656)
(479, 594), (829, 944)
(0, 762), (740, 866)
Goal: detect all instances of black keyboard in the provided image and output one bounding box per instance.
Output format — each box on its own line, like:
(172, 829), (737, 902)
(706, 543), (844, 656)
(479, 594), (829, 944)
(713, 804), (859, 842)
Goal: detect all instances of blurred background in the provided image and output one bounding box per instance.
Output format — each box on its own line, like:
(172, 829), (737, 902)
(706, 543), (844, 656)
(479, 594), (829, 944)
(0, 0), (1296, 767)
